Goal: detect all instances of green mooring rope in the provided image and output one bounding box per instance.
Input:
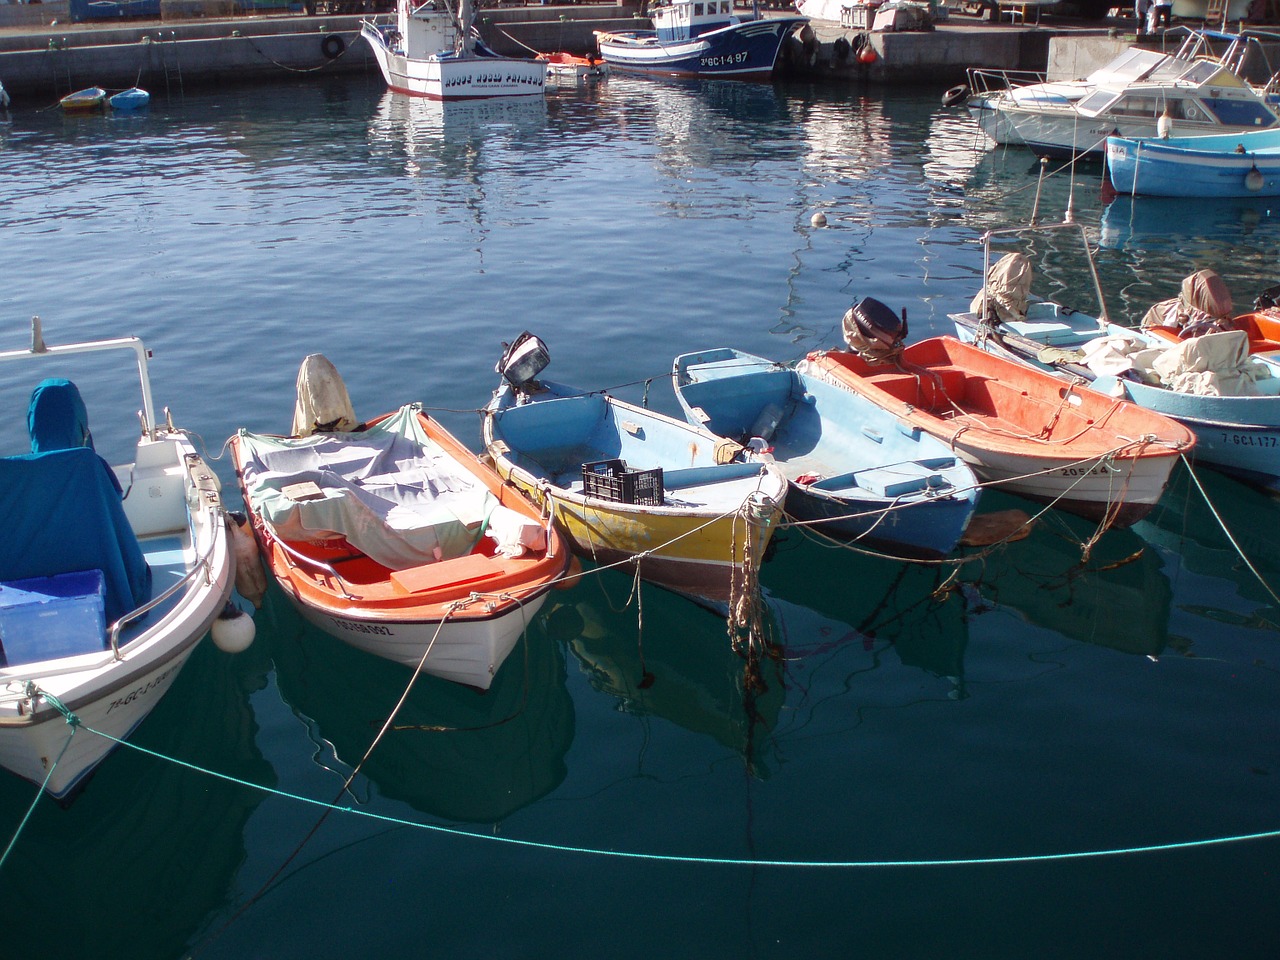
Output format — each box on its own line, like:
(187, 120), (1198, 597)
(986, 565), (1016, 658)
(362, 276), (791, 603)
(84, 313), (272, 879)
(3, 716), (1273, 871)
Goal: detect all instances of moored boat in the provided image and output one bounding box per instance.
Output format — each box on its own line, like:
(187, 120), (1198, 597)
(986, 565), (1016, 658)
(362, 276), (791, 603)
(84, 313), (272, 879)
(108, 87), (150, 112)
(672, 344), (980, 558)
(594, 0), (806, 81)
(361, 0), (545, 101)
(951, 221), (1280, 494)
(1106, 127), (1280, 198)
(230, 356), (566, 690)
(540, 51), (608, 85)
(0, 318), (235, 799)
(59, 87), (106, 113)
(482, 334), (788, 610)
(962, 30), (1280, 158)
(804, 334), (1193, 527)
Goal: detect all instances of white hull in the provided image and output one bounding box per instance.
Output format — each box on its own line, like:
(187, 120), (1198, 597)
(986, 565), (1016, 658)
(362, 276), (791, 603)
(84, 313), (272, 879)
(288, 589), (550, 689)
(949, 439), (1177, 523)
(362, 21), (544, 101)
(0, 433), (232, 798)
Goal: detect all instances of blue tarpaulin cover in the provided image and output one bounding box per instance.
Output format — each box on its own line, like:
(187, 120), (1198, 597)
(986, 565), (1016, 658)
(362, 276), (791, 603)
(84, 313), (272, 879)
(0, 448), (151, 625)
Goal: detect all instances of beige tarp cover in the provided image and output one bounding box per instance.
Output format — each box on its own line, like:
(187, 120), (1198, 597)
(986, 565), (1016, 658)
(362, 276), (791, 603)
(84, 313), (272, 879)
(1140, 269), (1234, 334)
(970, 253), (1033, 325)
(1080, 329), (1270, 397)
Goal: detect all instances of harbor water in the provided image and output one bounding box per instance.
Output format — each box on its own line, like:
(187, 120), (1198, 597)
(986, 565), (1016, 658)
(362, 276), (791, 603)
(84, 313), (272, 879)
(2, 74), (1280, 958)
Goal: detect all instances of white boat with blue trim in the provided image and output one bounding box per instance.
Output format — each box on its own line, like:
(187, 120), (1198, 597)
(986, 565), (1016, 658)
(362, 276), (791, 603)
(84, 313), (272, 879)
(594, 0), (806, 81)
(0, 319), (236, 800)
(362, 0), (545, 101)
(1106, 127), (1280, 197)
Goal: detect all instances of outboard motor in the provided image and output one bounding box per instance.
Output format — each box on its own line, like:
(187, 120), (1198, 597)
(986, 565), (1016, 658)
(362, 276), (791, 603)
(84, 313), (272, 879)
(498, 331), (550, 392)
(842, 296), (908, 364)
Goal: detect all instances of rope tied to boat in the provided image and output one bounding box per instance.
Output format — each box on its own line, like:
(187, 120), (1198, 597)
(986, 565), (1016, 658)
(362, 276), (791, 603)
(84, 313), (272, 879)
(25, 682), (80, 728)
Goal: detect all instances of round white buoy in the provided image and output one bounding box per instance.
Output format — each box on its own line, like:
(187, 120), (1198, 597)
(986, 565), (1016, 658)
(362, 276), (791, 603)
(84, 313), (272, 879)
(811, 211), (827, 227)
(211, 601), (256, 653)
(1245, 166), (1265, 192)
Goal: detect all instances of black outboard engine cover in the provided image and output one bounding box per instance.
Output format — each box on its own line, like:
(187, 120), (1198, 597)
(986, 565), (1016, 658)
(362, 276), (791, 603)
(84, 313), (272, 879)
(498, 332), (550, 390)
(842, 296), (908, 362)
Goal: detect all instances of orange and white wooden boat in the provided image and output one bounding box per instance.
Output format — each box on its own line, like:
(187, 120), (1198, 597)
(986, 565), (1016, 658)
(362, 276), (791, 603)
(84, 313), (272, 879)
(803, 336), (1195, 528)
(230, 392), (566, 690)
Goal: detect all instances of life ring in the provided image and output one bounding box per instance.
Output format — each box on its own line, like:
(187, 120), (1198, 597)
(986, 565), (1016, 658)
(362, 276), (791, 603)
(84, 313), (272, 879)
(321, 34), (346, 60)
(942, 84), (970, 107)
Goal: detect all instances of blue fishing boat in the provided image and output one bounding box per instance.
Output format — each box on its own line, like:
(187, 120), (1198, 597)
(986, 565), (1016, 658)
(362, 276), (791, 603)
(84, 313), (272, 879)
(108, 87), (150, 112)
(594, 0), (806, 81)
(951, 221), (1280, 494)
(672, 346), (979, 558)
(1106, 128), (1280, 198)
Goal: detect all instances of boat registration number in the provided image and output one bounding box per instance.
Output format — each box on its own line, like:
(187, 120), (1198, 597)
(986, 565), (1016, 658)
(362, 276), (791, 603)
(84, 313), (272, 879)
(700, 52), (749, 67)
(1220, 432), (1279, 447)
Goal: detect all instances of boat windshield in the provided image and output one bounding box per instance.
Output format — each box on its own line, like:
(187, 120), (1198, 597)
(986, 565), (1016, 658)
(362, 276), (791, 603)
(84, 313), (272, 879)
(1177, 59), (1235, 86)
(1076, 88), (1122, 116)
(1085, 48), (1167, 85)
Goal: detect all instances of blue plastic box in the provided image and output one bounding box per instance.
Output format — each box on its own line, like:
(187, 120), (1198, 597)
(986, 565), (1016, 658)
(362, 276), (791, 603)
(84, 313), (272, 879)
(0, 570), (107, 667)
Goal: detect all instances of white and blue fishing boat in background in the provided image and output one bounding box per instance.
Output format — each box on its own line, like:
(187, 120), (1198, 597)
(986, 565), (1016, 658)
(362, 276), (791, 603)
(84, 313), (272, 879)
(0, 319), (236, 799)
(672, 345), (980, 558)
(594, 0), (806, 81)
(108, 87), (151, 112)
(362, 0), (545, 100)
(951, 222), (1280, 494)
(963, 29), (1280, 158)
(1106, 128), (1280, 197)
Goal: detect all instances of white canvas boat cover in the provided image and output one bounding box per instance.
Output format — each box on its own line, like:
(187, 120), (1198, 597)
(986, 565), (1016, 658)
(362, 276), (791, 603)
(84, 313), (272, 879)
(971, 253), (1032, 325)
(1140, 269), (1234, 335)
(238, 405), (497, 570)
(292, 353), (358, 437)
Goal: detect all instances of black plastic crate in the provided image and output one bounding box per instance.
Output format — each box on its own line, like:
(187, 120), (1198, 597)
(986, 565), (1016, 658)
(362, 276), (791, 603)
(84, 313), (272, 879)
(581, 459), (664, 506)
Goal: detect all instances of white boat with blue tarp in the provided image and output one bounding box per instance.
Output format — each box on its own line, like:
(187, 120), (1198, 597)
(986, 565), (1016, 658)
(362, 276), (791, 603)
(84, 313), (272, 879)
(0, 319), (235, 800)
(672, 344), (980, 558)
(594, 0), (806, 81)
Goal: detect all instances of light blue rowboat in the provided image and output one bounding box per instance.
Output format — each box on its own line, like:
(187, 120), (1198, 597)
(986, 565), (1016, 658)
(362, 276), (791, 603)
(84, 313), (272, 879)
(1106, 128), (1280, 198)
(109, 87), (151, 112)
(671, 348), (980, 558)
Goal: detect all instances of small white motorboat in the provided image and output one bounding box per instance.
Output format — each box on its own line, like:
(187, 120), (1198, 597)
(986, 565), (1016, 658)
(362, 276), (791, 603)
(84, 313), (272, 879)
(0, 318), (236, 799)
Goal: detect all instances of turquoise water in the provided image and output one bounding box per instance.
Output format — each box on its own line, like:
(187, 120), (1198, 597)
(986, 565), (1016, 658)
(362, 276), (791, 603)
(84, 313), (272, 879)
(2, 74), (1280, 959)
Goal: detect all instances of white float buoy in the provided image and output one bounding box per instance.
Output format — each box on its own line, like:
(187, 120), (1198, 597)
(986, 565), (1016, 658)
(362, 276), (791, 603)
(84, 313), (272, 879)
(210, 600), (256, 653)
(1245, 165), (1265, 193)
(810, 211), (827, 227)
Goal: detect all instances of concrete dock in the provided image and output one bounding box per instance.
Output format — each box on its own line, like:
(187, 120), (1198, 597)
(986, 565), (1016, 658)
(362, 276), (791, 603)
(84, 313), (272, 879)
(0, 2), (1184, 101)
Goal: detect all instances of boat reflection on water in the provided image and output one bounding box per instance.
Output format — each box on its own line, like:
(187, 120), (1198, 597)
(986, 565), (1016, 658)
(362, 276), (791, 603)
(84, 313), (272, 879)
(1099, 194), (1280, 253)
(267, 588), (574, 823)
(961, 501), (1175, 658)
(551, 590), (784, 776)
(366, 90), (548, 177)
(0, 639), (275, 960)
(762, 531), (972, 699)
(1136, 467), (1280, 631)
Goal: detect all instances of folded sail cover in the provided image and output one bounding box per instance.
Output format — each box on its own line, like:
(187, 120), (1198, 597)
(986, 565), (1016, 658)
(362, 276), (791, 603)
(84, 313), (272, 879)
(0, 448), (152, 625)
(238, 405), (498, 570)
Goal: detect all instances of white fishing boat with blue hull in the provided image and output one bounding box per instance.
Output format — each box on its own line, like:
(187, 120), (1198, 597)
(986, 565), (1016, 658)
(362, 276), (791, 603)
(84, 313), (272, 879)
(1106, 128), (1280, 198)
(0, 319), (236, 800)
(964, 30), (1280, 159)
(594, 0), (806, 81)
(951, 222), (1280, 494)
(362, 0), (545, 101)
(672, 347), (980, 558)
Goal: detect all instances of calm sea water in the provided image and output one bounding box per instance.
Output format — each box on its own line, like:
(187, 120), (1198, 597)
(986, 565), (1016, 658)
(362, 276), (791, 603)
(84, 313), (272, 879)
(2, 73), (1280, 959)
